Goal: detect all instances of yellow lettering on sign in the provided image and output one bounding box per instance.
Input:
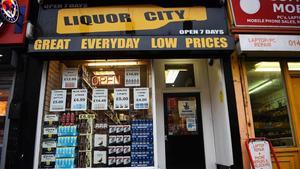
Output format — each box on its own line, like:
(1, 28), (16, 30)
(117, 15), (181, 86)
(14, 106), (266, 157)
(151, 38), (177, 48)
(185, 37), (229, 49)
(34, 39), (71, 50)
(57, 5), (207, 34)
(80, 38), (140, 49)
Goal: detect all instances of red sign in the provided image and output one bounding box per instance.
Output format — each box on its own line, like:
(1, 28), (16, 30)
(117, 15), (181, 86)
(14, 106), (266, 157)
(0, 0), (29, 45)
(230, 0), (300, 28)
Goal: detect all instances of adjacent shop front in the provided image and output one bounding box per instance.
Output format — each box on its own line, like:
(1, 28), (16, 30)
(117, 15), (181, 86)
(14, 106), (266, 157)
(28, 3), (242, 169)
(227, 0), (300, 168)
(0, 0), (30, 168)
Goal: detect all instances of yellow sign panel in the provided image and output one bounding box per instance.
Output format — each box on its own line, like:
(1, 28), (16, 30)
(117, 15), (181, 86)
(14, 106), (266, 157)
(57, 5), (207, 34)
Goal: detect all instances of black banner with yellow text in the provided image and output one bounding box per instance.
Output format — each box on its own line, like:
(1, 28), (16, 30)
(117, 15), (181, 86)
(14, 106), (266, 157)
(29, 36), (234, 52)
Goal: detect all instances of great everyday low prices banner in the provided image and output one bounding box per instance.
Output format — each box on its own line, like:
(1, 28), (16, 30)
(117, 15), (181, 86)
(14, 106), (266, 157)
(230, 0), (300, 28)
(57, 6), (207, 34)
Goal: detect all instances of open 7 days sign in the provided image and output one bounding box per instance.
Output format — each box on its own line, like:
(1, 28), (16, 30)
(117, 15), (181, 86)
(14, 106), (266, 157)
(230, 0), (300, 28)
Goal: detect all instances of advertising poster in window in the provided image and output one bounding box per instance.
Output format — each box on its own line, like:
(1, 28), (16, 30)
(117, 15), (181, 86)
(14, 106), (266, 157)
(49, 90), (66, 112)
(134, 88), (149, 110)
(178, 100), (196, 117)
(92, 89), (108, 110)
(125, 68), (140, 87)
(71, 89), (87, 111)
(114, 88), (129, 110)
(62, 68), (78, 88)
(248, 140), (272, 169)
(186, 118), (197, 132)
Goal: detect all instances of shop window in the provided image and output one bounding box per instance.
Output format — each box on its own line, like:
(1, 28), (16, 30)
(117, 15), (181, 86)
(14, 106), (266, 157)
(165, 64), (195, 87)
(245, 61), (294, 147)
(39, 60), (154, 168)
(288, 62), (300, 71)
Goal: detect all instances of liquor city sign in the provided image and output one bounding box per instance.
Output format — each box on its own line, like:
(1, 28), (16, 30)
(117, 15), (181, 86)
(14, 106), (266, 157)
(230, 0), (300, 28)
(29, 5), (234, 52)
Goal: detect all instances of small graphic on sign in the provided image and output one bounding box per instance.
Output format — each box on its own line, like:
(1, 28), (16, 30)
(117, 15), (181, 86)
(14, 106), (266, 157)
(178, 100), (196, 117)
(0, 0), (19, 23)
(239, 0), (261, 14)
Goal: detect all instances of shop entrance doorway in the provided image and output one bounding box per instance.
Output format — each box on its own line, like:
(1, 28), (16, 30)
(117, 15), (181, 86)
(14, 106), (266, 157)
(163, 93), (205, 169)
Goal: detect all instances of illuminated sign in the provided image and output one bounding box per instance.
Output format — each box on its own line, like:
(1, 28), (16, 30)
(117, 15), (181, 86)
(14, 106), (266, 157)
(92, 75), (121, 86)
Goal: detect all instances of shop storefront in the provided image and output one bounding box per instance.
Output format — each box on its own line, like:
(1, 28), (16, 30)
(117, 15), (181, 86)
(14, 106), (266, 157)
(0, 0), (30, 168)
(227, 0), (300, 169)
(26, 2), (242, 169)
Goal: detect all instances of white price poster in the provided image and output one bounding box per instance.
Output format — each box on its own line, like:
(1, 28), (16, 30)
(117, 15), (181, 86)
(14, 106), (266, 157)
(71, 89), (87, 111)
(62, 68), (78, 88)
(134, 88), (149, 110)
(49, 90), (66, 112)
(114, 88), (129, 110)
(92, 89), (108, 110)
(125, 67), (140, 87)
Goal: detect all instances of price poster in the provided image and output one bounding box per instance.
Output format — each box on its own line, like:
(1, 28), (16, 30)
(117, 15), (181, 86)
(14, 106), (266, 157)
(71, 89), (87, 111)
(62, 68), (78, 88)
(125, 67), (140, 87)
(248, 140), (272, 169)
(92, 89), (108, 110)
(134, 88), (149, 109)
(114, 88), (130, 110)
(49, 90), (66, 112)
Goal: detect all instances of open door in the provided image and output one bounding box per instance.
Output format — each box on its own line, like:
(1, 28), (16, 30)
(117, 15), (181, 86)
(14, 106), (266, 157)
(164, 93), (205, 169)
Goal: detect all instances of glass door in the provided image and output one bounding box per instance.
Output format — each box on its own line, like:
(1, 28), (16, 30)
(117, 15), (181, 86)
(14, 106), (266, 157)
(164, 92), (205, 169)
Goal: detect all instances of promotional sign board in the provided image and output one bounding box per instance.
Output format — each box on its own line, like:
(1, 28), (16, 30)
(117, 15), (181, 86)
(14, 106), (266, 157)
(248, 140), (272, 169)
(239, 35), (300, 52)
(246, 138), (281, 169)
(230, 0), (300, 28)
(114, 88), (129, 110)
(49, 90), (66, 112)
(62, 68), (78, 88)
(92, 89), (108, 110)
(125, 68), (140, 87)
(71, 89), (87, 111)
(134, 88), (149, 110)
(29, 35), (234, 52)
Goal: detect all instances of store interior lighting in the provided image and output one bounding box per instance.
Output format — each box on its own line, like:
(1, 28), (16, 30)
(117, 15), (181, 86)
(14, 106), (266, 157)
(87, 61), (139, 67)
(288, 62), (300, 71)
(254, 62), (281, 72)
(93, 71), (116, 76)
(249, 80), (273, 94)
(165, 69), (187, 84)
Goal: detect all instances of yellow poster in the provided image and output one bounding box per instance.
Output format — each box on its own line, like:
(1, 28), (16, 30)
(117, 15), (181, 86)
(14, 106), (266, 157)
(57, 5), (207, 34)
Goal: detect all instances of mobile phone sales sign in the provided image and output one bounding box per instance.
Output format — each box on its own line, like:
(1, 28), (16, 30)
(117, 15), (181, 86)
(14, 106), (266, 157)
(247, 140), (273, 169)
(230, 0), (300, 28)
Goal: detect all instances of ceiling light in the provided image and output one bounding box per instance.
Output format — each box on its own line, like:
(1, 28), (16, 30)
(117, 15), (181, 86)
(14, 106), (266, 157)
(165, 70), (180, 84)
(288, 62), (300, 71)
(249, 80), (273, 94)
(254, 62), (281, 72)
(87, 61), (138, 67)
(165, 69), (188, 84)
(93, 71), (116, 76)
(0, 54), (3, 57)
